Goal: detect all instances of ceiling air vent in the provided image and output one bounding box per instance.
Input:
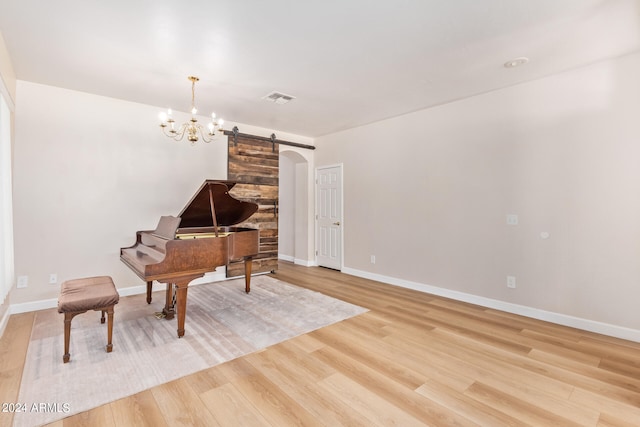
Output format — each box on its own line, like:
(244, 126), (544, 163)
(262, 91), (296, 105)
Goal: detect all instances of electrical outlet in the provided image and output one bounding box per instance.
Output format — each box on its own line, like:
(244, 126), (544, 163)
(17, 276), (28, 288)
(49, 273), (58, 284)
(507, 276), (516, 289)
(370, 255), (376, 264)
(506, 214), (519, 225)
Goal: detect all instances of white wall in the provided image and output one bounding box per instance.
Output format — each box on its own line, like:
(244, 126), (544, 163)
(315, 51), (640, 337)
(11, 81), (313, 307)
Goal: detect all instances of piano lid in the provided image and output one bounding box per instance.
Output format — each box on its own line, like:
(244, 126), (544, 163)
(177, 180), (258, 228)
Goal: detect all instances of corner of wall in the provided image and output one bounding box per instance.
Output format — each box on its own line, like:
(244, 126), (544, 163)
(0, 295), (11, 339)
(0, 30), (17, 106)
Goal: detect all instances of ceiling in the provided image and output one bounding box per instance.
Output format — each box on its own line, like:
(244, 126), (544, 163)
(1, 0), (639, 137)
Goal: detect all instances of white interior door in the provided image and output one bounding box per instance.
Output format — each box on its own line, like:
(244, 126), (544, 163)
(316, 165), (343, 270)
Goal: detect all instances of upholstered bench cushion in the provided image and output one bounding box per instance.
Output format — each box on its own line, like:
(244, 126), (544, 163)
(58, 276), (119, 313)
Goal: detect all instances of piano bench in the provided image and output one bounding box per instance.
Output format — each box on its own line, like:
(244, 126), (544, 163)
(57, 276), (120, 363)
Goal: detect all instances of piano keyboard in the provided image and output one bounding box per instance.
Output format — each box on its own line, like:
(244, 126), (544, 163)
(176, 232), (231, 239)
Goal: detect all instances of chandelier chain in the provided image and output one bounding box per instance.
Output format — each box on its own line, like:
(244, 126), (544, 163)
(190, 77), (197, 113)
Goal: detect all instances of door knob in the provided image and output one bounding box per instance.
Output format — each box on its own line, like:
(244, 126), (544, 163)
(333, 221), (341, 226)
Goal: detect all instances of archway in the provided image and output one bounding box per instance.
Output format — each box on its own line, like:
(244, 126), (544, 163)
(279, 150), (312, 265)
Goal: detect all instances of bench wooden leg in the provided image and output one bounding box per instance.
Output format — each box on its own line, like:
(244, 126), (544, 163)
(106, 305), (114, 353)
(63, 311), (85, 363)
(63, 313), (72, 363)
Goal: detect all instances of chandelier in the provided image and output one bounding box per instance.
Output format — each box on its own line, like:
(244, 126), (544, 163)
(158, 76), (224, 144)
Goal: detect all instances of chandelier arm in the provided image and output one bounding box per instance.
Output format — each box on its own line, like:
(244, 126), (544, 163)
(160, 123), (188, 141)
(195, 123), (213, 143)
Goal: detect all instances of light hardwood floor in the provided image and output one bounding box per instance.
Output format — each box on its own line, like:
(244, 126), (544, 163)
(1, 261), (640, 426)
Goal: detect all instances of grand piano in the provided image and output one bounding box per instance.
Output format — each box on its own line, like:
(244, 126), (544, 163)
(120, 180), (259, 338)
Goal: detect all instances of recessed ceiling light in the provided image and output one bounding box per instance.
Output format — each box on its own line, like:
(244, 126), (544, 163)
(262, 91), (296, 105)
(504, 57), (529, 68)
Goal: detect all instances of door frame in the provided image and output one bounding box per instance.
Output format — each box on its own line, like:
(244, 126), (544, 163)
(315, 163), (344, 270)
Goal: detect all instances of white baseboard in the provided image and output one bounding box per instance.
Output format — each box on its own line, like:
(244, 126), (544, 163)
(11, 264), (637, 343)
(10, 281), (177, 314)
(9, 269), (248, 315)
(342, 267), (640, 343)
(10, 297), (60, 314)
(279, 254), (316, 267)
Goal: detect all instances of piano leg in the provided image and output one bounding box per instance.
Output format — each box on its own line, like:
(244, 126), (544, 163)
(162, 283), (175, 320)
(156, 273), (203, 338)
(174, 282), (189, 338)
(244, 257), (253, 293)
(146, 281), (153, 304)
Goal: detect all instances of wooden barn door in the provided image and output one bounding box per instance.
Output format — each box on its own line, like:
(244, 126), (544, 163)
(227, 134), (279, 276)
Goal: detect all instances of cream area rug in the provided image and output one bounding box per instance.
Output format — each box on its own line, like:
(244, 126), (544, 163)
(14, 275), (367, 427)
